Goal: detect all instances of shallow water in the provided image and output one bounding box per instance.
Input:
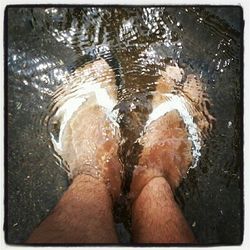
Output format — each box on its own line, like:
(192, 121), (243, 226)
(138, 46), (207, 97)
(6, 6), (242, 244)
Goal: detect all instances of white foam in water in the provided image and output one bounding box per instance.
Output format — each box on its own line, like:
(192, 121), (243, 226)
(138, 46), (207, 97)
(50, 96), (87, 152)
(50, 80), (118, 153)
(146, 93), (202, 169)
(50, 79), (201, 169)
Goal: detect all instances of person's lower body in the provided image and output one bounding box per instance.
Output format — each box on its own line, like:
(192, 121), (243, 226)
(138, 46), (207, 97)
(132, 177), (196, 243)
(28, 58), (122, 243)
(27, 172), (196, 244)
(27, 175), (119, 243)
(27, 59), (213, 244)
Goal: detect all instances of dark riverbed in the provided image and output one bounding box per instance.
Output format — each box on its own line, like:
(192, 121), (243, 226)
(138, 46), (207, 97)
(6, 6), (243, 244)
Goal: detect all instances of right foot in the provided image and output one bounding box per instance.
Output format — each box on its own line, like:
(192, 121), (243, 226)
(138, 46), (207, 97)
(46, 58), (123, 201)
(130, 64), (214, 200)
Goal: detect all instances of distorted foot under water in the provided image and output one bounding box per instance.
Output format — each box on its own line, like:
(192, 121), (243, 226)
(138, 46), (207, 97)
(7, 6), (242, 244)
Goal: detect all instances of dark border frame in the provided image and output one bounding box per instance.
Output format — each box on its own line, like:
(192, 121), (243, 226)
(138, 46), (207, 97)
(4, 4), (244, 247)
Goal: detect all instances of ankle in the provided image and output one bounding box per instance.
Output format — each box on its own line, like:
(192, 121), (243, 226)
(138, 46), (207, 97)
(129, 166), (165, 203)
(72, 165), (122, 203)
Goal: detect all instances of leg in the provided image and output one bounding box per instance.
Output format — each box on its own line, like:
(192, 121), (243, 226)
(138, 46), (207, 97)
(132, 177), (196, 243)
(129, 111), (197, 244)
(27, 59), (123, 243)
(130, 64), (214, 243)
(27, 175), (118, 243)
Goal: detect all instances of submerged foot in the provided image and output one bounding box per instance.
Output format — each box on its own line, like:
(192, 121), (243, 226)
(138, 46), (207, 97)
(130, 63), (214, 200)
(47, 58), (123, 201)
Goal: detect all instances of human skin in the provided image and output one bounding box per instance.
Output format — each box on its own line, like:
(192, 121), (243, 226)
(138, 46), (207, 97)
(26, 174), (119, 243)
(26, 97), (197, 244)
(26, 61), (211, 244)
(26, 110), (196, 244)
(26, 58), (123, 244)
(131, 177), (196, 243)
(129, 110), (196, 244)
(27, 166), (196, 244)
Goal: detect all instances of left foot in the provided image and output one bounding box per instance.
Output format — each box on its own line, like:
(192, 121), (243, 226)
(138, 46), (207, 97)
(130, 64), (214, 200)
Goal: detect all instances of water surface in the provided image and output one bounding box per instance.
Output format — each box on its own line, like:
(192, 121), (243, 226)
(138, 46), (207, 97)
(6, 6), (243, 244)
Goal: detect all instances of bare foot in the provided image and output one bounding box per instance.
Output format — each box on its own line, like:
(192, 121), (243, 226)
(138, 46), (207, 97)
(130, 63), (214, 200)
(47, 58), (123, 201)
